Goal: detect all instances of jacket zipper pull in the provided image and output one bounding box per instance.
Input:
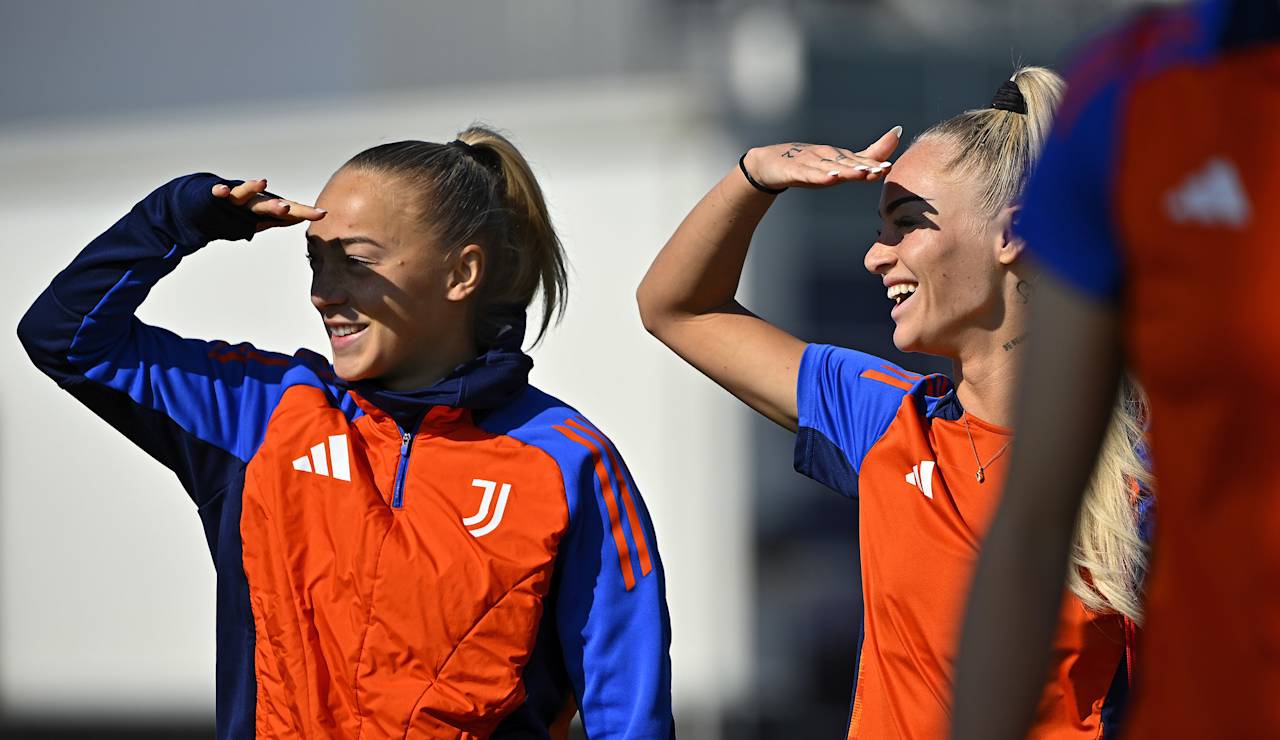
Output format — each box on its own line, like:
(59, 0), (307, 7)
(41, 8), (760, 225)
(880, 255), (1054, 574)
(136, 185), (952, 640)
(391, 431), (413, 509)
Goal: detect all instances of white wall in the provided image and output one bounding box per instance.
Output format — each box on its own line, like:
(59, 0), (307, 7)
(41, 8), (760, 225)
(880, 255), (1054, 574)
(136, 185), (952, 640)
(0, 77), (751, 727)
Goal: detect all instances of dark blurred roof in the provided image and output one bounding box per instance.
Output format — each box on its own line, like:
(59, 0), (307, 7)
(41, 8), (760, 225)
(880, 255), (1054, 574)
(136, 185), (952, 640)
(1, 0), (1148, 128)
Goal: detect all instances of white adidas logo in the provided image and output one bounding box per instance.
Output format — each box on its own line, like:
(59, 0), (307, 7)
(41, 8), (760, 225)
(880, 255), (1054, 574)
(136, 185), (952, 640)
(1165, 157), (1250, 229)
(904, 460), (935, 499)
(292, 434), (351, 482)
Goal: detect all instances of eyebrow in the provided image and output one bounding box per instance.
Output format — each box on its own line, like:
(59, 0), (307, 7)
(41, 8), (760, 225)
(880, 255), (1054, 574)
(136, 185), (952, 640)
(306, 234), (386, 250)
(880, 195), (931, 216)
(338, 236), (386, 249)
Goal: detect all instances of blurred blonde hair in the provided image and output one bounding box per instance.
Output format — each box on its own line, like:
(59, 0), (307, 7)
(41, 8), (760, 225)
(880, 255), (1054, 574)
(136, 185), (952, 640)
(1070, 380), (1151, 623)
(920, 67), (1151, 623)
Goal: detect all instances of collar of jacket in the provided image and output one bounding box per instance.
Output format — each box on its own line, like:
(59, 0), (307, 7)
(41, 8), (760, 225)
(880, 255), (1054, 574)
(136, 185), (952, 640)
(344, 308), (533, 433)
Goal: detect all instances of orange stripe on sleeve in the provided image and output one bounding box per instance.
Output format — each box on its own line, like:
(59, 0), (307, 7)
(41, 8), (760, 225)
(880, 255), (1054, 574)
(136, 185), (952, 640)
(881, 364), (922, 381)
(566, 418), (653, 578)
(555, 425), (637, 591)
(207, 343), (292, 367)
(859, 369), (913, 391)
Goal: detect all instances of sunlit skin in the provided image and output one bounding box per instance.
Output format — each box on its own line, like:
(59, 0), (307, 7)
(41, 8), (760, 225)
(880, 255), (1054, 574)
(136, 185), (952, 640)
(638, 127), (1036, 429)
(863, 138), (1030, 424)
(306, 168), (484, 390)
(211, 173), (486, 390)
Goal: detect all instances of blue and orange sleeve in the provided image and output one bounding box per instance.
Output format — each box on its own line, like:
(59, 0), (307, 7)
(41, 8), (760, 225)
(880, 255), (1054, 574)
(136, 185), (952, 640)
(794, 344), (915, 497)
(552, 416), (673, 739)
(1017, 35), (1130, 302)
(481, 392), (673, 738)
(16, 173), (331, 506)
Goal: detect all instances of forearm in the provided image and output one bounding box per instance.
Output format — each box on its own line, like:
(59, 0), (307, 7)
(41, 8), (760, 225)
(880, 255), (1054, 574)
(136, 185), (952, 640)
(637, 158), (777, 332)
(638, 129), (899, 333)
(638, 135), (900, 430)
(18, 173), (256, 380)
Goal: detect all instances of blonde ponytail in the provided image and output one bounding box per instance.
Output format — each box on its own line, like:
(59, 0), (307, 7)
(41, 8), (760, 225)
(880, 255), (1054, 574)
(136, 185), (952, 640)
(921, 67), (1150, 622)
(918, 66), (1065, 217)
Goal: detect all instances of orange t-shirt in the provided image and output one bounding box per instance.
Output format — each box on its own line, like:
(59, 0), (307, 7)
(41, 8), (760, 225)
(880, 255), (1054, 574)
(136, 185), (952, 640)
(1018, 2), (1280, 736)
(795, 344), (1130, 739)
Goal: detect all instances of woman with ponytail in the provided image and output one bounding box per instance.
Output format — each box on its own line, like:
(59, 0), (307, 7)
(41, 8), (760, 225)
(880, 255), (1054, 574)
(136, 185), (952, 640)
(638, 67), (1148, 738)
(19, 126), (673, 739)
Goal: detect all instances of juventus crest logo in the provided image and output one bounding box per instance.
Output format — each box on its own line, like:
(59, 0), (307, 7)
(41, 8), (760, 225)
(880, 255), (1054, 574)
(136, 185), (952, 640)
(464, 479), (513, 538)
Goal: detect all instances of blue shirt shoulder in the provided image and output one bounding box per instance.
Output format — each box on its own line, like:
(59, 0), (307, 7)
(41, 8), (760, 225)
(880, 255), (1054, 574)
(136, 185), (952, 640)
(1019, 0), (1227, 301)
(794, 344), (950, 497)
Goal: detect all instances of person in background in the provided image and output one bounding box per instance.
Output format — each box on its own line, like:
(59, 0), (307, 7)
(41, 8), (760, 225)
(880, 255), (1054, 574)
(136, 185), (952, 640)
(952, 2), (1280, 738)
(18, 126), (673, 739)
(638, 67), (1148, 739)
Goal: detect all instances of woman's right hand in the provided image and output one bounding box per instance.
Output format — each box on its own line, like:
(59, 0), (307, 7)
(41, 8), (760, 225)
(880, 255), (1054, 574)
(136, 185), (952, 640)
(741, 125), (903, 191)
(211, 178), (327, 232)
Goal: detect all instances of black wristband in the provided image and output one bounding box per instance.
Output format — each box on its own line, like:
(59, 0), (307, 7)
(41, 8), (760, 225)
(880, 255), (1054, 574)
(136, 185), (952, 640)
(738, 153), (787, 195)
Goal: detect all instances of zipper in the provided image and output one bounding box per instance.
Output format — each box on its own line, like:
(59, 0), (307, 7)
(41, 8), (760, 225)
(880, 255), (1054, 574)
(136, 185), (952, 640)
(390, 430), (413, 509)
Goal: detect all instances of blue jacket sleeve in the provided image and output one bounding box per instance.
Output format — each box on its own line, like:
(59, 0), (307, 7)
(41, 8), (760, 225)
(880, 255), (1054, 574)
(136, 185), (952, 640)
(16, 173), (320, 506)
(554, 419), (674, 739)
(793, 343), (915, 497)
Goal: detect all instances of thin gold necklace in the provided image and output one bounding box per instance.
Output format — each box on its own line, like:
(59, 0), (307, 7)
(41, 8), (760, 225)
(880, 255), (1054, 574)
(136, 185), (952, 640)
(962, 416), (1012, 484)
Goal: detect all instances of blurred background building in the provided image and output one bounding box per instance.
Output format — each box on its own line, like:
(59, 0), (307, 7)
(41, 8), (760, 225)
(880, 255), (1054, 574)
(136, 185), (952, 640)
(0, 1), (1162, 738)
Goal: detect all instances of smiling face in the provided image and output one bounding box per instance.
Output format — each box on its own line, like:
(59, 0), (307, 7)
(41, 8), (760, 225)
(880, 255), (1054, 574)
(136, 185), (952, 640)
(307, 167), (480, 389)
(864, 138), (1016, 357)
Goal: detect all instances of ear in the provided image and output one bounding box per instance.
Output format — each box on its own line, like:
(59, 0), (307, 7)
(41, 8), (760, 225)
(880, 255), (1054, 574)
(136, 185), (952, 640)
(994, 204), (1025, 267)
(445, 244), (485, 302)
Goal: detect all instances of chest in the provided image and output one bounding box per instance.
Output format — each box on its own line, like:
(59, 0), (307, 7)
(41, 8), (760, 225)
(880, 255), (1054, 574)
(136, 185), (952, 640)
(856, 410), (1012, 592)
(241, 386), (570, 595)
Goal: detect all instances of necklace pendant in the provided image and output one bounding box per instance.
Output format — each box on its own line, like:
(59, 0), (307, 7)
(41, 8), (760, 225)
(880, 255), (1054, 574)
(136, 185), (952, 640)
(976, 468), (985, 483)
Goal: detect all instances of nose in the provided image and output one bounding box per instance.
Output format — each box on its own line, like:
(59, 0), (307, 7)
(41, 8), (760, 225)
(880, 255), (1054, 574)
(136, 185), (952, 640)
(310, 260), (349, 310)
(864, 239), (897, 276)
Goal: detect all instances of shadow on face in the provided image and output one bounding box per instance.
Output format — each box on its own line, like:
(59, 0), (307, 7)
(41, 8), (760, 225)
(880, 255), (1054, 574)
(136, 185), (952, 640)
(304, 168), (476, 389)
(865, 139), (1010, 357)
(875, 180), (940, 248)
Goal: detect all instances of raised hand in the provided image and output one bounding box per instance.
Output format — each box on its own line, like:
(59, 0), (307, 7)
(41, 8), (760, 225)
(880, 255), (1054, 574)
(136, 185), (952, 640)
(211, 178), (327, 232)
(741, 125), (903, 191)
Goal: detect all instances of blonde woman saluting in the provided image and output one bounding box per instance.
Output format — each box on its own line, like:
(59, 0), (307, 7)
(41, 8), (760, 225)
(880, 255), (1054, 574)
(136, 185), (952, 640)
(638, 68), (1148, 739)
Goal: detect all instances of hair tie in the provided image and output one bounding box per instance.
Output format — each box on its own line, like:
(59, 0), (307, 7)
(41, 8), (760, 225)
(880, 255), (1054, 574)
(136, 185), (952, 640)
(449, 139), (501, 173)
(449, 139), (478, 155)
(989, 79), (1027, 114)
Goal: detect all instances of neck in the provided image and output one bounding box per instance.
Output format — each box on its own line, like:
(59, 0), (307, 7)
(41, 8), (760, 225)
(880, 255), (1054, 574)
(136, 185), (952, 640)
(948, 325), (1029, 428)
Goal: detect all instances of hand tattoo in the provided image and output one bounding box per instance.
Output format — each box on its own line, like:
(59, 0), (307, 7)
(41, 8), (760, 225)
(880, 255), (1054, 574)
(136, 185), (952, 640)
(781, 144), (807, 159)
